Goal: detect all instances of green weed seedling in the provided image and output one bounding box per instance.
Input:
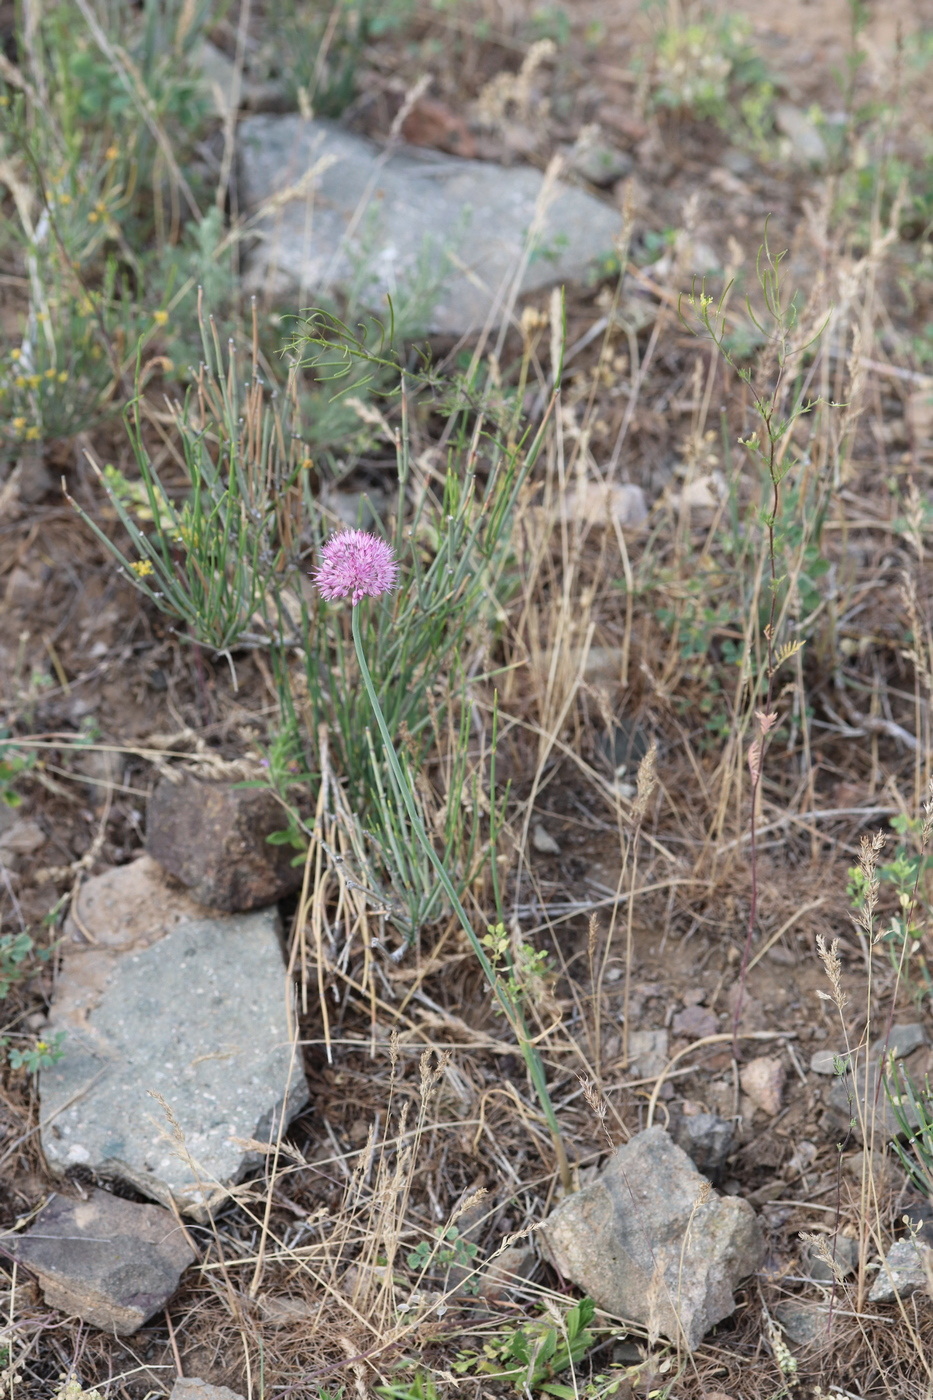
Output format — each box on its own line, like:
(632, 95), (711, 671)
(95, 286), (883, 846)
(848, 814), (933, 998)
(406, 1224), (479, 1293)
(0, 932), (64, 1071)
(0, 932), (40, 1000)
(376, 1374), (440, 1400)
(0, 734), (36, 807)
(884, 1059), (933, 1198)
(454, 1296), (596, 1395)
(5, 1032), (66, 1075)
(645, 3), (775, 152)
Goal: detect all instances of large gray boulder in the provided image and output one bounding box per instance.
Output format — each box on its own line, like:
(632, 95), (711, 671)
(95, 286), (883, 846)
(40, 859), (307, 1219)
(540, 1127), (764, 1349)
(237, 116), (621, 334)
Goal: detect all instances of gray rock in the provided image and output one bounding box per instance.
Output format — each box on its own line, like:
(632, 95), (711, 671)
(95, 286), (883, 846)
(672, 1112), (734, 1180)
(671, 1003), (718, 1039)
(869, 1238), (933, 1303)
(172, 1381), (245, 1400)
(477, 1244), (538, 1302)
(775, 103), (828, 166)
(773, 1299), (831, 1347)
(147, 773), (304, 912)
(15, 449), (54, 505)
(871, 1024), (927, 1061)
(3, 1189), (195, 1334)
(801, 1233), (859, 1282)
(626, 1028), (669, 1080)
(195, 40), (288, 117)
(40, 860), (307, 1219)
(565, 132), (633, 186)
(237, 116), (621, 335)
(540, 1126), (763, 1349)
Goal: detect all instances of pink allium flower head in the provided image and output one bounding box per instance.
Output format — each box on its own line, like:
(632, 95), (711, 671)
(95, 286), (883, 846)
(313, 529), (399, 605)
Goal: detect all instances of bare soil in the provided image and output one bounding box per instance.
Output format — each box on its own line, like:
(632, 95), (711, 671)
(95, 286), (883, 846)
(3, 1), (933, 1397)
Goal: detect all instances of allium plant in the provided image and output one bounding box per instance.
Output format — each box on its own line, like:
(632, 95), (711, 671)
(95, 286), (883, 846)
(314, 529), (570, 1190)
(313, 529), (400, 604)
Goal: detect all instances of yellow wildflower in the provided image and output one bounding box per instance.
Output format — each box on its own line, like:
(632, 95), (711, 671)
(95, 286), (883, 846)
(25, 426), (41, 441)
(106, 145), (119, 161)
(153, 310), (169, 327)
(57, 371), (68, 383)
(130, 559), (154, 578)
(10, 348), (20, 361)
(11, 416), (26, 432)
(45, 368), (57, 380)
(14, 375), (26, 389)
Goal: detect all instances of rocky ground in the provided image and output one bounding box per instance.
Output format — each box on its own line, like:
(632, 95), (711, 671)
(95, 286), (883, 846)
(2, 1), (933, 1398)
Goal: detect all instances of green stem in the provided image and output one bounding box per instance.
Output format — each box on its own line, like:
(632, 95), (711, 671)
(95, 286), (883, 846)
(351, 604), (571, 1191)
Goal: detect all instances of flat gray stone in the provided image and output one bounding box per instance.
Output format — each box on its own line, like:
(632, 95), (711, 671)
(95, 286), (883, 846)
(801, 1233), (859, 1282)
(540, 1127), (763, 1350)
(3, 1189), (195, 1334)
(810, 1048), (848, 1075)
(774, 1299), (831, 1347)
(871, 1024), (927, 1061)
(172, 1381), (245, 1400)
(869, 1238), (932, 1302)
(237, 116), (620, 334)
(41, 860), (307, 1219)
(626, 1028), (669, 1080)
(565, 133), (633, 187)
(775, 103), (828, 166)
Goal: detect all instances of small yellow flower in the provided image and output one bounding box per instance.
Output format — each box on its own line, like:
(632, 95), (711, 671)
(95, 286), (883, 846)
(88, 210), (99, 223)
(11, 416), (26, 432)
(25, 426), (41, 441)
(153, 309), (169, 326)
(27, 375), (42, 389)
(10, 348), (21, 361)
(14, 375), (27, 389)
(45, 368), (57, 380)
(105, 145), (119, 161)
(130, 559), (154, 577)
(58, 192), (72, 206)
(57, 371), (68, 383)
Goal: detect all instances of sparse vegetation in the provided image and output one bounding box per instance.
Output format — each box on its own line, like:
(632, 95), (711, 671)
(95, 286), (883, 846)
(3, 0), (933, 1397)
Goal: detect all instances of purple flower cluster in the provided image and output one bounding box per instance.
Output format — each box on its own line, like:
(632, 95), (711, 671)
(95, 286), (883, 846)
(312, 529), (399, 605)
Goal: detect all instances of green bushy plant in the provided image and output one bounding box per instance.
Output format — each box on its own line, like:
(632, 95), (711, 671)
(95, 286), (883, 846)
(646, 3), (774, 146)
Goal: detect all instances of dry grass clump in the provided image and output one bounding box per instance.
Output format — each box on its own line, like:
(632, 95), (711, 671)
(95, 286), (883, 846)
(3, 0), (933, 1397)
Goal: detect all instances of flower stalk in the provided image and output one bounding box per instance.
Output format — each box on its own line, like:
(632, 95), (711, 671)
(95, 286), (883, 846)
(349, 602), (571, 1191)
